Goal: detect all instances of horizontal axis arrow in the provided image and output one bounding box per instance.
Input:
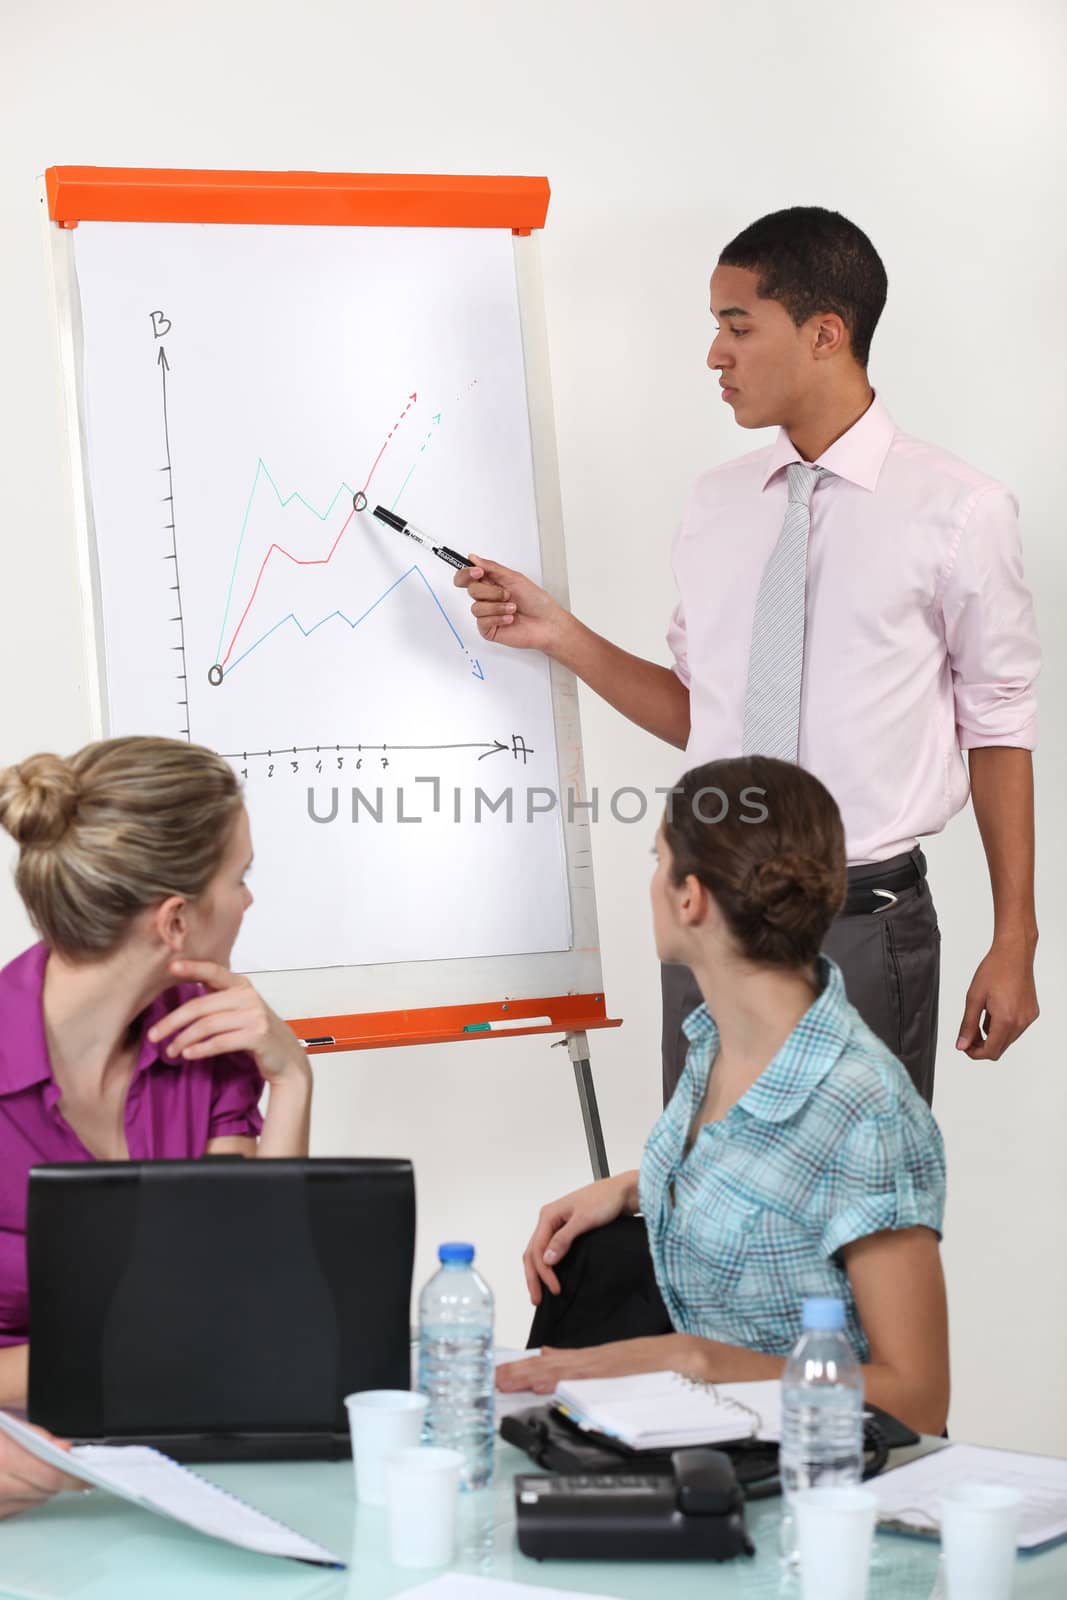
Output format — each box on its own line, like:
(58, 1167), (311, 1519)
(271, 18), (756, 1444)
(218, 739), (509, 760)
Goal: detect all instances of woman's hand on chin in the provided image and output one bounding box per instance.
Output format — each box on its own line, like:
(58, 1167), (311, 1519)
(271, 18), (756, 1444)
(495, 1334), (706, 1395)
(147, 960), (310, 1085)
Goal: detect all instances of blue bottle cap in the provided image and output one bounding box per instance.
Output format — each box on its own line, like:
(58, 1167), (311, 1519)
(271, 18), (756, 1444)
(438, 1241), (475, 1264)
(802, 1296), (845, 1332)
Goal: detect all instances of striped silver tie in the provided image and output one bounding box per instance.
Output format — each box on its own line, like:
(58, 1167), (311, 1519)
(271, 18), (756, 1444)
(742, 462), (826, 763)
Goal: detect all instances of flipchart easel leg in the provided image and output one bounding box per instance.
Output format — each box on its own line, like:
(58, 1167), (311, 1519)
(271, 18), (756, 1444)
(566, 1030), (609, 1180)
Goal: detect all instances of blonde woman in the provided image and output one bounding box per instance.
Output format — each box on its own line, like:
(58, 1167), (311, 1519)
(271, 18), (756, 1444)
(0, 737), (313, 1406)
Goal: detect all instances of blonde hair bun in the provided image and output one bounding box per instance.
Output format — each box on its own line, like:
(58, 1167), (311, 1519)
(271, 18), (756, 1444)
(0, 754), (80, 849)
(0, 737), (242, 960)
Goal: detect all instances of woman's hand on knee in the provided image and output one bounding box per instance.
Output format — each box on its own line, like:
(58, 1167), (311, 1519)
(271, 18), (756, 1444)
(523, 1171), (639, 1304)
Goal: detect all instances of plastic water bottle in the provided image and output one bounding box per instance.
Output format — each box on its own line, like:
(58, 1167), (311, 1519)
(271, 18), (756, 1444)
(778, 1296), (864, 1565)
(417, 1241), (495, 1490)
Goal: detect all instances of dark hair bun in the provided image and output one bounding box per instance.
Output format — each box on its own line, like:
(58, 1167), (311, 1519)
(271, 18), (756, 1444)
(663, 756), (847, 970)
(0, 754), (80, 849)
(745, 852), (835, 930)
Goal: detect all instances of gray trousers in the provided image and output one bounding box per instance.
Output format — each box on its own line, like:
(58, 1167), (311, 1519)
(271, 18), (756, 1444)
(660, 847), (940, 1107)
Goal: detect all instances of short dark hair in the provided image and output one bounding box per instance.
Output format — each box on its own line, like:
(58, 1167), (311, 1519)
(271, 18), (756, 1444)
(719, 207), (887, 367)
(661, 756), (846, 969)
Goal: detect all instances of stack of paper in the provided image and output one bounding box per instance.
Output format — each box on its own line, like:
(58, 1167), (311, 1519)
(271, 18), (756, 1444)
(553, 1371), (782, 1449)
(0, 1410), (344, 1567)
(873, 1442), (1067, 1553)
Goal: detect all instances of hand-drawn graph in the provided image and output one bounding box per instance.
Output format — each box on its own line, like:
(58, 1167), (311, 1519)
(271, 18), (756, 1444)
(151, 325), (507, 764)
(211, 439), (485, 688)
(72, 221), (571, 971)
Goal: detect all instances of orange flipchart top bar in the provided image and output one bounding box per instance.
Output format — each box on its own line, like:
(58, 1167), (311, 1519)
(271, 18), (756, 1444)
(44, 167), (551, 233)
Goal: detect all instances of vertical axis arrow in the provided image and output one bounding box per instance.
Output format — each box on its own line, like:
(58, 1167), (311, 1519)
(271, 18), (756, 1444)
(158, 346), (190, 740)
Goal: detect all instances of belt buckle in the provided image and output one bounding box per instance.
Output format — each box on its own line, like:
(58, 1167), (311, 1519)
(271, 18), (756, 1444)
(872, 888), (898, 914)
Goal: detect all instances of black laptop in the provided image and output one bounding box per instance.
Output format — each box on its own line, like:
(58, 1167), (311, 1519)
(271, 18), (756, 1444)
(26, 1157), (415, 1462)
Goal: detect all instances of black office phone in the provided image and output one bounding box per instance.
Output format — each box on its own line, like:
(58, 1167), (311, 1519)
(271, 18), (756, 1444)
(515, 1448), (755, 1561)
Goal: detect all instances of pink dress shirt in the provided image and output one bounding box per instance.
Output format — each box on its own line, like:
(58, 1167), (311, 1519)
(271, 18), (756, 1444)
(0, 942), (264, 1346)
(667, 395), (1040, 862)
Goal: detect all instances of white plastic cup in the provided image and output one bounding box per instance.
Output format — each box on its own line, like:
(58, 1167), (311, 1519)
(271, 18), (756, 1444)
(384, 1445), (463, 1568)
(795, 1485), (878, 1600)
(940, 1483), (1022, 1600)
(344, 1389), (428, 1506)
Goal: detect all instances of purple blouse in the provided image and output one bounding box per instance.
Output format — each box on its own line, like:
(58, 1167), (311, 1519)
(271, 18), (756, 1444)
(0, 942), (264, 1345)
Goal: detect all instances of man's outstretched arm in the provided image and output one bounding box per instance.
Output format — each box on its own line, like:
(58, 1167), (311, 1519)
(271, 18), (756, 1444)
(456, 554), (690, 750)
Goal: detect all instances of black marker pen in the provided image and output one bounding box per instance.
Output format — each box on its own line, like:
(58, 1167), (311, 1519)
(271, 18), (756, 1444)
(369, 504), (475, 571)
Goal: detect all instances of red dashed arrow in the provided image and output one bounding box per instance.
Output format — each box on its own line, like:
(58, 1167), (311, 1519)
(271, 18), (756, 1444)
(362, 393), (418, 494)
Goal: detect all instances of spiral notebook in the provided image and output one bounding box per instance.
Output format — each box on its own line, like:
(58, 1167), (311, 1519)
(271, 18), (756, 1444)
(0, 1410), (344, 1567)
(552, 1371), (783, 1449)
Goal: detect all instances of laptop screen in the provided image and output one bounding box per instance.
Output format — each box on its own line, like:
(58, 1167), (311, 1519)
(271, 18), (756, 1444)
(27, 1158), (414, 1458)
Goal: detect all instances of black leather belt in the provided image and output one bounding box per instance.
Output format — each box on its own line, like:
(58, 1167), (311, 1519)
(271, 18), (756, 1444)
(842, 854), (925, 917)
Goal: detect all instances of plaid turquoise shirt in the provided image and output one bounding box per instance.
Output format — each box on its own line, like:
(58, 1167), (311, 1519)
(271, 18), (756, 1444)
(639, 957), (945, 1362)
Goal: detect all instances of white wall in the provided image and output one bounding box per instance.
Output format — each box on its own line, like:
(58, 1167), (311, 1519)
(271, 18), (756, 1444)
(2, 0), (1064, 1452)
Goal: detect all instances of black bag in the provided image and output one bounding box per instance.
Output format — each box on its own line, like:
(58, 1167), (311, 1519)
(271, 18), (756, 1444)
(526, 1216), (672, 1350)
(501, 1400), (912, 1500)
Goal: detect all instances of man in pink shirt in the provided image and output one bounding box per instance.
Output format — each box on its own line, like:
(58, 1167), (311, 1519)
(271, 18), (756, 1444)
(457, 206), (1040, 1104)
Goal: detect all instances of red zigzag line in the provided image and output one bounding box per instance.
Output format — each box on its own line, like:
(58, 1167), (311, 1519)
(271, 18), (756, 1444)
(221, 393), (418, 668)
